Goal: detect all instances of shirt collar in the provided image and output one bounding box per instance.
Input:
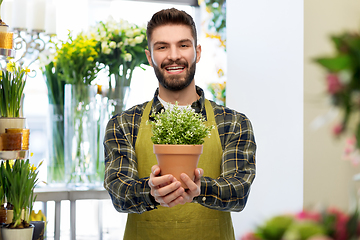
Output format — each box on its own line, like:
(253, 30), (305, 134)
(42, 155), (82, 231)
(149, 85), (207, 120)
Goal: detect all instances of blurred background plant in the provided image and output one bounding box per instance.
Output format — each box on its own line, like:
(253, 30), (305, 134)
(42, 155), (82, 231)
(208, 80), (226, 106)
(314, 30), (360, 150)
(241, 207), (360, 240)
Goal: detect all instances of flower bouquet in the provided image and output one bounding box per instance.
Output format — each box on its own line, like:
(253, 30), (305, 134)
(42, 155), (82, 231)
(148, 102), (213, 188)
(88, 16), (149, 115)
(313, 30), (360, 149)
(55, 31), (101, 186)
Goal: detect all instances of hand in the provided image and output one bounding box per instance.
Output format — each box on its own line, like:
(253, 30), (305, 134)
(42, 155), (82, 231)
(178, 168), (203, 204)
(148, 165), (185, 208)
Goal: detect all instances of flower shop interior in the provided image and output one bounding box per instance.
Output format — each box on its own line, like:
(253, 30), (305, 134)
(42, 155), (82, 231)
(1, 0), (360, 239)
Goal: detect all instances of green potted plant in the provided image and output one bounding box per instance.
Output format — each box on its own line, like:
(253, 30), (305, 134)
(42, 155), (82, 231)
(148, 102), (213, 188)
(0, 159), (41, 240)
(0, 60), (30, 134)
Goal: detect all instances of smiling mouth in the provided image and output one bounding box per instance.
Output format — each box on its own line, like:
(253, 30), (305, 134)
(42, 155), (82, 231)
(165, 66), (185, 74)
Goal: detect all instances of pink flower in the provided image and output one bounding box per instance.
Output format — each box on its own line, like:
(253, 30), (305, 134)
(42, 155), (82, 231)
(296, 210), (321, 222)
(342, 136), (360, 166)
(240, 232), (260, 240)
(326, 73), (343, 94)
(332, 123), (344, 136)
(327, 207), (350, 240)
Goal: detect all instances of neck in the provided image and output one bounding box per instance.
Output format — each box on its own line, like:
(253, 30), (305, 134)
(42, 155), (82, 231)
(158, 81), (198, 106)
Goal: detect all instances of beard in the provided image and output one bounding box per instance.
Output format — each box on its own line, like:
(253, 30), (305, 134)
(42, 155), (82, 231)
(153, 59), (196, 91)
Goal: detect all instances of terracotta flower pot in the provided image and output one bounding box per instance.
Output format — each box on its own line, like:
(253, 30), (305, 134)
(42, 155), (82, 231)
(153, 144), (203, 189)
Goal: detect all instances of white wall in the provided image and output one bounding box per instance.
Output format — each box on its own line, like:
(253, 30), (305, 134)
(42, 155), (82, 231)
(227, 0), (304, 238)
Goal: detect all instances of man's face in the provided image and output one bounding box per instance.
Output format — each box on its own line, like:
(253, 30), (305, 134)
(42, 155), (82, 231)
(145, 24), (201, 91)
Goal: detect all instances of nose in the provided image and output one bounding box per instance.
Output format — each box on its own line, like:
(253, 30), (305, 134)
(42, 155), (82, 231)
(168, 46), (181, 61)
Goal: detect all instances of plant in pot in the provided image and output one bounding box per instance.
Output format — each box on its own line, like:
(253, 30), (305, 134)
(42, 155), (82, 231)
(0, 60), (30, 135)
(148, 102), (213, 188)
(0, 159), (41, 240)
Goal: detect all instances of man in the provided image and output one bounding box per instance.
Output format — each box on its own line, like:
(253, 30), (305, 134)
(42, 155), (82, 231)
(104, 8), (256, 240)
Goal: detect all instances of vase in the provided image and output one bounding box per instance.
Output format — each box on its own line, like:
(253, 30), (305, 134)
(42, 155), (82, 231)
(47, 103), (65, 186)
(1, 224), (34, 240)
(30, 221), (45, 240)
(153, 144), (203, 189)
(64, 84), (99, 188)
(107, 71), (131, 116)
(0, 118), (26, 134)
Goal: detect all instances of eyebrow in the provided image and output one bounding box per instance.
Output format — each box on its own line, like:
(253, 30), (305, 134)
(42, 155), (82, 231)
(153, 39), (193, 47)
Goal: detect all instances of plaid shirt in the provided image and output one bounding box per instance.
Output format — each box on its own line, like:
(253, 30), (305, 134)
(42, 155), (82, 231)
(104, 86), (256, 214)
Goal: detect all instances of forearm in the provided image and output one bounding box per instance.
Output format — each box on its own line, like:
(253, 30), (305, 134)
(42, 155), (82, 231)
(195, 172), (255, 212)
(104, 173), (157, 214)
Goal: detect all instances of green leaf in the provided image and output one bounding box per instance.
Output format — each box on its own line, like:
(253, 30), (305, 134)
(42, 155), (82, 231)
(314, 55), (352, 72)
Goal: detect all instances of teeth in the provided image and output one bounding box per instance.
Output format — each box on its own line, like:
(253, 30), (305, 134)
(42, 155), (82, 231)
(166, 66), (184, 70)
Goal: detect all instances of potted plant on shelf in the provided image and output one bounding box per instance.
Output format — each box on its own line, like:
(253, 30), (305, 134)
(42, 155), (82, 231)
(0, 60), (30, 134)
(148, 102), (213, 188)
(0, 159), (41, 240)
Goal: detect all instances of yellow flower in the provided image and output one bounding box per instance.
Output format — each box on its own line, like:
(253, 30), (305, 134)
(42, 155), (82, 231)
(30, 210), (47, 224)
(6, 61), (16, 73)
(87, 57), (94, 62)
(0, 71), (2, 77)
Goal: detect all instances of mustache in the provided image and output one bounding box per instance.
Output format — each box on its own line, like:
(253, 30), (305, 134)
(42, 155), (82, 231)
(161, 60), (188, 69)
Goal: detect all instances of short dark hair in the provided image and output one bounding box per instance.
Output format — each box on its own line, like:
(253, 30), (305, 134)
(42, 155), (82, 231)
(146, 8), (197, 51)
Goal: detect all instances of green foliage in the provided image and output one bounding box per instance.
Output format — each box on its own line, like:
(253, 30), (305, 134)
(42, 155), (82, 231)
(42, 60), (65, 183)
(283, 221), (326, 240)
(149, 102), (213, 145)
(255, 215), (294, 240)
(0, 160), (41, 228)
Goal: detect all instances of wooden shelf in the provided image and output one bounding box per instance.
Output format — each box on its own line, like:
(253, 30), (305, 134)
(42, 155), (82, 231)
(0, 150), (29, 160)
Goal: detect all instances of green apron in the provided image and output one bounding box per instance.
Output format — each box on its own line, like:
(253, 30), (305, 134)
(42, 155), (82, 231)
(123, 99), (235, 240)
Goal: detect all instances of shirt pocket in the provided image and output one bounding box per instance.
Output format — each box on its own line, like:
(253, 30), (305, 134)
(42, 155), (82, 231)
(136, 219), (221, 240)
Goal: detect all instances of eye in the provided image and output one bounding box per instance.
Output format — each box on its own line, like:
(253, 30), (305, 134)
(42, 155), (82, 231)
(157, 46), (166, 50)
(180, 44), (188, 48)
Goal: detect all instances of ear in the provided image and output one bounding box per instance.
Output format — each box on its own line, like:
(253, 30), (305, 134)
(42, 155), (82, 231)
(195, 44), (201, 63)
(145, 49), (153, 67)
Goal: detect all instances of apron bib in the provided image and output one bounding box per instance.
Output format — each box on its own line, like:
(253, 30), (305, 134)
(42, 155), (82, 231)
(123, 99), (234, 240)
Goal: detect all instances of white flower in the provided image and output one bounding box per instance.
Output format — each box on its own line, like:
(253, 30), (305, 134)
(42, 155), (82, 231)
(124, 53), (132, 62)
(129, 38), (136, 47)
(134, 35), (144, 44)
(117, 42), (123, 48)
(109, 41), (117, 49)
(101, 42), (111, 54)
(133, 28), (141, 36)
(125, 29), (134, 38)
(124, 39), (129, 46)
